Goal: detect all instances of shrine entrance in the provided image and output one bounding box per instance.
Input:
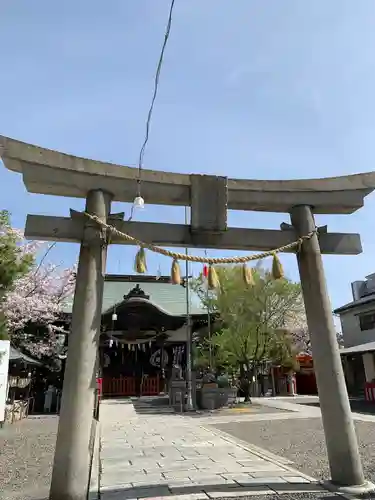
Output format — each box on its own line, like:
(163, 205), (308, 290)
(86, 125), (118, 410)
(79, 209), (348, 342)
(97, 275), (210, 398)
(2, 135), (375, 498)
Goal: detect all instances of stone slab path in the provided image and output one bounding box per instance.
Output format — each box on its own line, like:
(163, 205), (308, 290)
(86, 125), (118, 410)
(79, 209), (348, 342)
(95, 398), (338, 500)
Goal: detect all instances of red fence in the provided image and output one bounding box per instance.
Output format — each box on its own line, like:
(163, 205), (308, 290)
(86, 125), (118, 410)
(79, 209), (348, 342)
(102, 376), (160, 397)
(365, 382), (375, 402)
(141, 376), (160, 396)
(97, 377), (102, 402)
(103, 376), (136, 397)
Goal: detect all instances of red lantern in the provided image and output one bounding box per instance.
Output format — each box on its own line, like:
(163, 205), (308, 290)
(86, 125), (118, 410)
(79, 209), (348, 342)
(203, 264), (208, 278)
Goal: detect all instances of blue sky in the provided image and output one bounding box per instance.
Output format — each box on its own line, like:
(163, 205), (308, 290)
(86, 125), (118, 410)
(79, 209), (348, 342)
(2, 0), (375, 311)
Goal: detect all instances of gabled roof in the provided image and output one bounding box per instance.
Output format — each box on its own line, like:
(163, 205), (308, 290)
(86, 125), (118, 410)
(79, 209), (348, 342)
(63, 275), (206, 317)
(9, 346), (42, 366)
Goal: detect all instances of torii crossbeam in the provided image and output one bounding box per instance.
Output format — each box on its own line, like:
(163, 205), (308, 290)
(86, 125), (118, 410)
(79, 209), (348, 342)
(1, 135), (374, 499)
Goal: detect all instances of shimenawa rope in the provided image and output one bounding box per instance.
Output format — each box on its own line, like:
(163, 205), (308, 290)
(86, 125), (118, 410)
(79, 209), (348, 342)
(83, 212), (315, 265)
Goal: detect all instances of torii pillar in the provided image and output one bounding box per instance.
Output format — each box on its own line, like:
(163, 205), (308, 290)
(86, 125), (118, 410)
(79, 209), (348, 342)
(291, 206), (368, 493)
(50, 190), (111, 500)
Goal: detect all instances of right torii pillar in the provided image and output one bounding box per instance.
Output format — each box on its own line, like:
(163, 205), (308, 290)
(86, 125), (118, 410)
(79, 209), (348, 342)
(291, 205), (371, 493)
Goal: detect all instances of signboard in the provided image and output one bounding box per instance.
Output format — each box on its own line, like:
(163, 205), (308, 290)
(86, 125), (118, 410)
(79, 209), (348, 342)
(0, 340), (10, 423)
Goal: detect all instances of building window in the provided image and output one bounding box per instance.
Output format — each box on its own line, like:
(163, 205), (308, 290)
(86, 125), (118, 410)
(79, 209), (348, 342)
(359, 312), (375, 331)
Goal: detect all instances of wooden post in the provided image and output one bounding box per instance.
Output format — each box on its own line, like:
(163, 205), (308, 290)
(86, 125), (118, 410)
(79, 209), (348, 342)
(291, 205), (367, 491)
(49, 190), (111, 500)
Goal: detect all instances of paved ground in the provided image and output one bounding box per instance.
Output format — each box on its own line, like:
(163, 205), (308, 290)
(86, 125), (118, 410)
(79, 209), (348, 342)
(0, 415), (57, 500)
(215, 417), (375, 483)
(214, 397), (375, 486)
(2, 396), (375, 500)
(98, 398), (341, 500)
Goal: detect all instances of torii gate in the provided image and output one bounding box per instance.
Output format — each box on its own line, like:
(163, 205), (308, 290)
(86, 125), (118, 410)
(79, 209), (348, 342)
(1, 135), (374, 499)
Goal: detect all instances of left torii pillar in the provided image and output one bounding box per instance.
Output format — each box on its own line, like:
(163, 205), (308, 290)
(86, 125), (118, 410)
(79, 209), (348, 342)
(50, 189), (112, 500)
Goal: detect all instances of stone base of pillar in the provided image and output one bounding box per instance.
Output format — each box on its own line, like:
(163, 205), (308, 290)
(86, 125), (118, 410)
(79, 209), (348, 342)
(321, 480), (375, 496)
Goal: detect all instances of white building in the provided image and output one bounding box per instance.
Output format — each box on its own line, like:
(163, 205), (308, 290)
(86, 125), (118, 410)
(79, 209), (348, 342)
(334, 273), (375, 396)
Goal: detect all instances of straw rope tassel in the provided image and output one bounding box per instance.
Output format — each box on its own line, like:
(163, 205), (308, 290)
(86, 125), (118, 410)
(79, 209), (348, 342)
(208, 265), (220, 289)
(83, 212), (315, 265)
(272, 253), (284, 280)
(135, 247), (147, 274)
(171, 258), (181, 284)
(242, 264), (255, 286)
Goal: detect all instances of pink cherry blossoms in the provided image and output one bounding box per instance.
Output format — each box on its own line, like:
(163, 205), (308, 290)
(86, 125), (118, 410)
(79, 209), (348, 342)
(5, 262), (76, 331)
(4, 259), (76, 359)
(1, 215), (76, 359)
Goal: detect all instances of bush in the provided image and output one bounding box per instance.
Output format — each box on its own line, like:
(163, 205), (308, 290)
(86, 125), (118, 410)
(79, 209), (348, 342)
(217, 374), (230, 388)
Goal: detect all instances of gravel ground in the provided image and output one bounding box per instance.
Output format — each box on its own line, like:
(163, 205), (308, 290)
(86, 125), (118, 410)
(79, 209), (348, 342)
(214, 417), (375, 484)
(0, 415), (57, 500)
(1, 411), (372, 500)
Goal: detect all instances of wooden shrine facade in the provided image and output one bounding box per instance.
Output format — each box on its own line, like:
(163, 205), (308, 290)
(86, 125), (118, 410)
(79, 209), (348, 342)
(97, 275), (211, 398)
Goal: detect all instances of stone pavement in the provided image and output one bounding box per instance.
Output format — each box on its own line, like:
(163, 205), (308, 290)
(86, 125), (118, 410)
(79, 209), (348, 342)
(96, 398), (338, 500)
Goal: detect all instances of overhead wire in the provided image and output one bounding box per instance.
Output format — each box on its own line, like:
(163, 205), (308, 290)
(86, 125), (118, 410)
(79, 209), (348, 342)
(136, 0), (176, 198)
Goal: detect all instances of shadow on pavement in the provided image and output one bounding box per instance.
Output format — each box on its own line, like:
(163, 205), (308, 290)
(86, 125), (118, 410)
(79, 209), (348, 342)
(95, 480), (342, 500)
(300, 399), (375, 416)
(103, 396), (291, 417)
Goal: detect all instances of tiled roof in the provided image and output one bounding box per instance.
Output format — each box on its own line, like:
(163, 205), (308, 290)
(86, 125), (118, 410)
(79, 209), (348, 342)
(333, 294), (375, 314)
(62, 275), (206, 317)
(9, 346), (42, 365)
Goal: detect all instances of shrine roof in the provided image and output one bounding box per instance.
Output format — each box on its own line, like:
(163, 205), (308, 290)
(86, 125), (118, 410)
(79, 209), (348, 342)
(9, 346), (42, 366)
(63, 274), (206, 317)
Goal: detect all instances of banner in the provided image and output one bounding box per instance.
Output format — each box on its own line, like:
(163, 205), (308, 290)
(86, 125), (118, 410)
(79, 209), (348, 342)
(0, 340), (10, 423)
(149, 348), (168, 368)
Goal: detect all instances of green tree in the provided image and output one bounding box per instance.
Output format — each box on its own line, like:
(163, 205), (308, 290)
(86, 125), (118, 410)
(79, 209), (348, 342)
(192, 265), (307, 400)
(0, 211), (35, 339)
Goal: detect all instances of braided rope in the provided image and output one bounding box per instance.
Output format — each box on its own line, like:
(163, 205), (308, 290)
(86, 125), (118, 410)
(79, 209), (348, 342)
(84, 212), (315, 265)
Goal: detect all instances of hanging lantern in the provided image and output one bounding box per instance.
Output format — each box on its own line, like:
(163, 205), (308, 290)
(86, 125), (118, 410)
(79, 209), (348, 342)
(109, 339), (114, 348)
(272, 253), (284, 280)
(203, 264), (208, 278)
(111, 312), (118, 322)
(134, 247), (147, 274)
(133, 195), (145, 209)
(171, 259), (181, 285)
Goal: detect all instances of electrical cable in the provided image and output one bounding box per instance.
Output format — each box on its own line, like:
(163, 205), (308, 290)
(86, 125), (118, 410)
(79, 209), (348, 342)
(136, 0), (176, 196)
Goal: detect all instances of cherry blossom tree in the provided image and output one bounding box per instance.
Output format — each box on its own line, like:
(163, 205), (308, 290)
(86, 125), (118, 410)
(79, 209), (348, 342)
(0, 210), (76, 362)
(5, 262), (76, 360)
(0, 210), (37, 340)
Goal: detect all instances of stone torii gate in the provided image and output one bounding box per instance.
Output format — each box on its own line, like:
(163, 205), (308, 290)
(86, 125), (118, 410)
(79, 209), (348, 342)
(1, 135), (375, 499)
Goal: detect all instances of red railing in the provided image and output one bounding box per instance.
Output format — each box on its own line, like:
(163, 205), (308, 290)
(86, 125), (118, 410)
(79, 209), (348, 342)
(103, 376), (136, 397)
(102, 376), (160, 397)
(141, 376), (160, 396)
(97, 377), (103, 402)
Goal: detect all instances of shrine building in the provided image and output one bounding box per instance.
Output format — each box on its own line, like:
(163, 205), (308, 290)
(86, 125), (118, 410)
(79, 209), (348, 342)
(65, 274), (211, 398)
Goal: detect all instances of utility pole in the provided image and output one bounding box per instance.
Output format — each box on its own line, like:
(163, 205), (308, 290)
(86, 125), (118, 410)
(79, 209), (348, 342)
(185, 206), (194, 410)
